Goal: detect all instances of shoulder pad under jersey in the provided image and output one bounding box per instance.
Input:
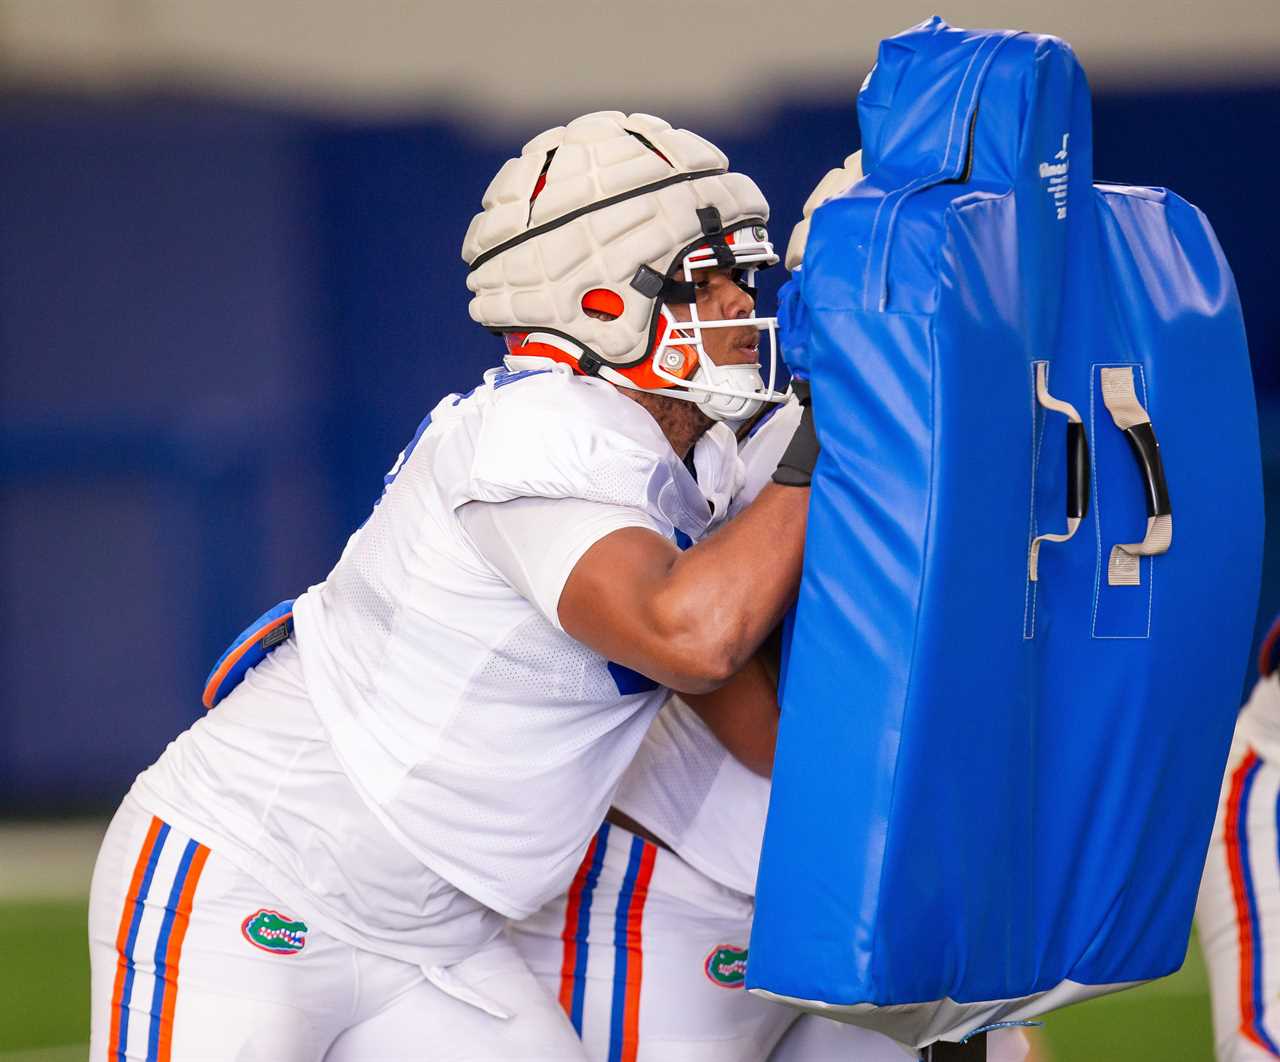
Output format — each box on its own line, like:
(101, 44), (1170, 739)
(457, 371), (716, 541)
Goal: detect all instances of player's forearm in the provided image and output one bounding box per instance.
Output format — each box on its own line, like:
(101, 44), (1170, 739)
(681, 653), (780, 776)
(657, 483), (808, 689)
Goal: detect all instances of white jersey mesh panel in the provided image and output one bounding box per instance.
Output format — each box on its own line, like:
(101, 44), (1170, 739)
(623, 698), (727, 844)
(471, 614), (619, 731)
(328, 514), (395, 639)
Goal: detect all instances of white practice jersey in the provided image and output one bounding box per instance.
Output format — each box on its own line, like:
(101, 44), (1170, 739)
(136, 363), (745, 960)
(133, 639), (507, 969)
(611, 398), (802, 897)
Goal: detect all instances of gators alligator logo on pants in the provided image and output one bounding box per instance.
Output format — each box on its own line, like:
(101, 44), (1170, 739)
(703, 944), (748, 988)
(241, 909), (308, 955)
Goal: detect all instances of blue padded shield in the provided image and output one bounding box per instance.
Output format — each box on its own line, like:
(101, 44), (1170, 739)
(202, 599), (295, 709)
(749, 18), (1263, 1047)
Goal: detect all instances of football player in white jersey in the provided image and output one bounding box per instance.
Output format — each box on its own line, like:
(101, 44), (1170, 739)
(1198, 613), (1280, 1062)
(508, 152), (1031, 1062)
(509, 403), (1031, 1062)
(86, 111), (820, 1061)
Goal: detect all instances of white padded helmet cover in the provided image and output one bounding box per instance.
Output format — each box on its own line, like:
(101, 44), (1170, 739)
(462, 111), (772, 366)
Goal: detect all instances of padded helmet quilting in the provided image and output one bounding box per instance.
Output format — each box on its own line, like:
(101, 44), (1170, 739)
(462, 111), (773, 367)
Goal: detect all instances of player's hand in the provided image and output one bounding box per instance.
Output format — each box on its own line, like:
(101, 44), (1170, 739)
(784, 151), (864, 271)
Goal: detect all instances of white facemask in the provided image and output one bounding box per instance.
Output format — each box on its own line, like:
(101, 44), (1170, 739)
(633, 226), (788, 422)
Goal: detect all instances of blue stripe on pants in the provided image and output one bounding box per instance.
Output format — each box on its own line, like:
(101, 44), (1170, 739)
(146, 839), (200, 1062)
(607, 836), (645, 1062)
(570, 823), (611, 1035)
(118, 823), (170, 1062)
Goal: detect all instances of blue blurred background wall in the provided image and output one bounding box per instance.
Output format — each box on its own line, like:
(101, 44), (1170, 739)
(2, 14), (1279, 811)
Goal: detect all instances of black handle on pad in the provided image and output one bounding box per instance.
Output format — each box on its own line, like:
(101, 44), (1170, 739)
(1120, 421), (1171, 517)
(1066, 420), (1090, 520)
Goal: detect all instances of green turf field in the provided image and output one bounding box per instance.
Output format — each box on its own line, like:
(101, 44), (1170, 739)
(0, 893), (1215, 1061)
(1038, 937), (1214, 1060)
(1, 899), (91, 1060)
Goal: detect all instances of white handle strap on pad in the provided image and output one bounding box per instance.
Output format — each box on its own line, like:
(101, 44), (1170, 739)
(1029, 362), (1084, 582)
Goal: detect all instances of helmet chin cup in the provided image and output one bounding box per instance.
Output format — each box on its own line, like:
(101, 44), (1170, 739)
(692, 362), (769, 422)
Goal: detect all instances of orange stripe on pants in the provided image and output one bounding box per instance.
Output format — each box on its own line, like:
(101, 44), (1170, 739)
(107, 816), (165, 1061)
(559, 834), (600, 1016)
(1224, 749), (1271, 1052)
(619, 843), (657, 1062)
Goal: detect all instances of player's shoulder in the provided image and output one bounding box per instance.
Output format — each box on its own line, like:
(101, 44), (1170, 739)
(426, 364), (668, 464)
(472, 365), (675, 473)
(482, 365), (664, 445)
(450, 365), (710, 534)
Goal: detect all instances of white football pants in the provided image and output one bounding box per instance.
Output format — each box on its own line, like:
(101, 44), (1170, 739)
(1199, 730), (1280, 1061)
(88, 798), (587, 1061)
(509, 822), (1028, 1062)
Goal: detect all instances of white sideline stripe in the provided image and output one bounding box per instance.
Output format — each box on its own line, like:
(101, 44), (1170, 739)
(0, 819), (109, 901)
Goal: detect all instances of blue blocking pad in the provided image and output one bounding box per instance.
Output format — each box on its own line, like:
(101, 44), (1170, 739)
(749, 18), (1263, 1046)
(202, 599), (295, 709)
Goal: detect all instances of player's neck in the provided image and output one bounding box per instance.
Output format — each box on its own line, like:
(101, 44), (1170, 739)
(622, 390), (714, 460)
